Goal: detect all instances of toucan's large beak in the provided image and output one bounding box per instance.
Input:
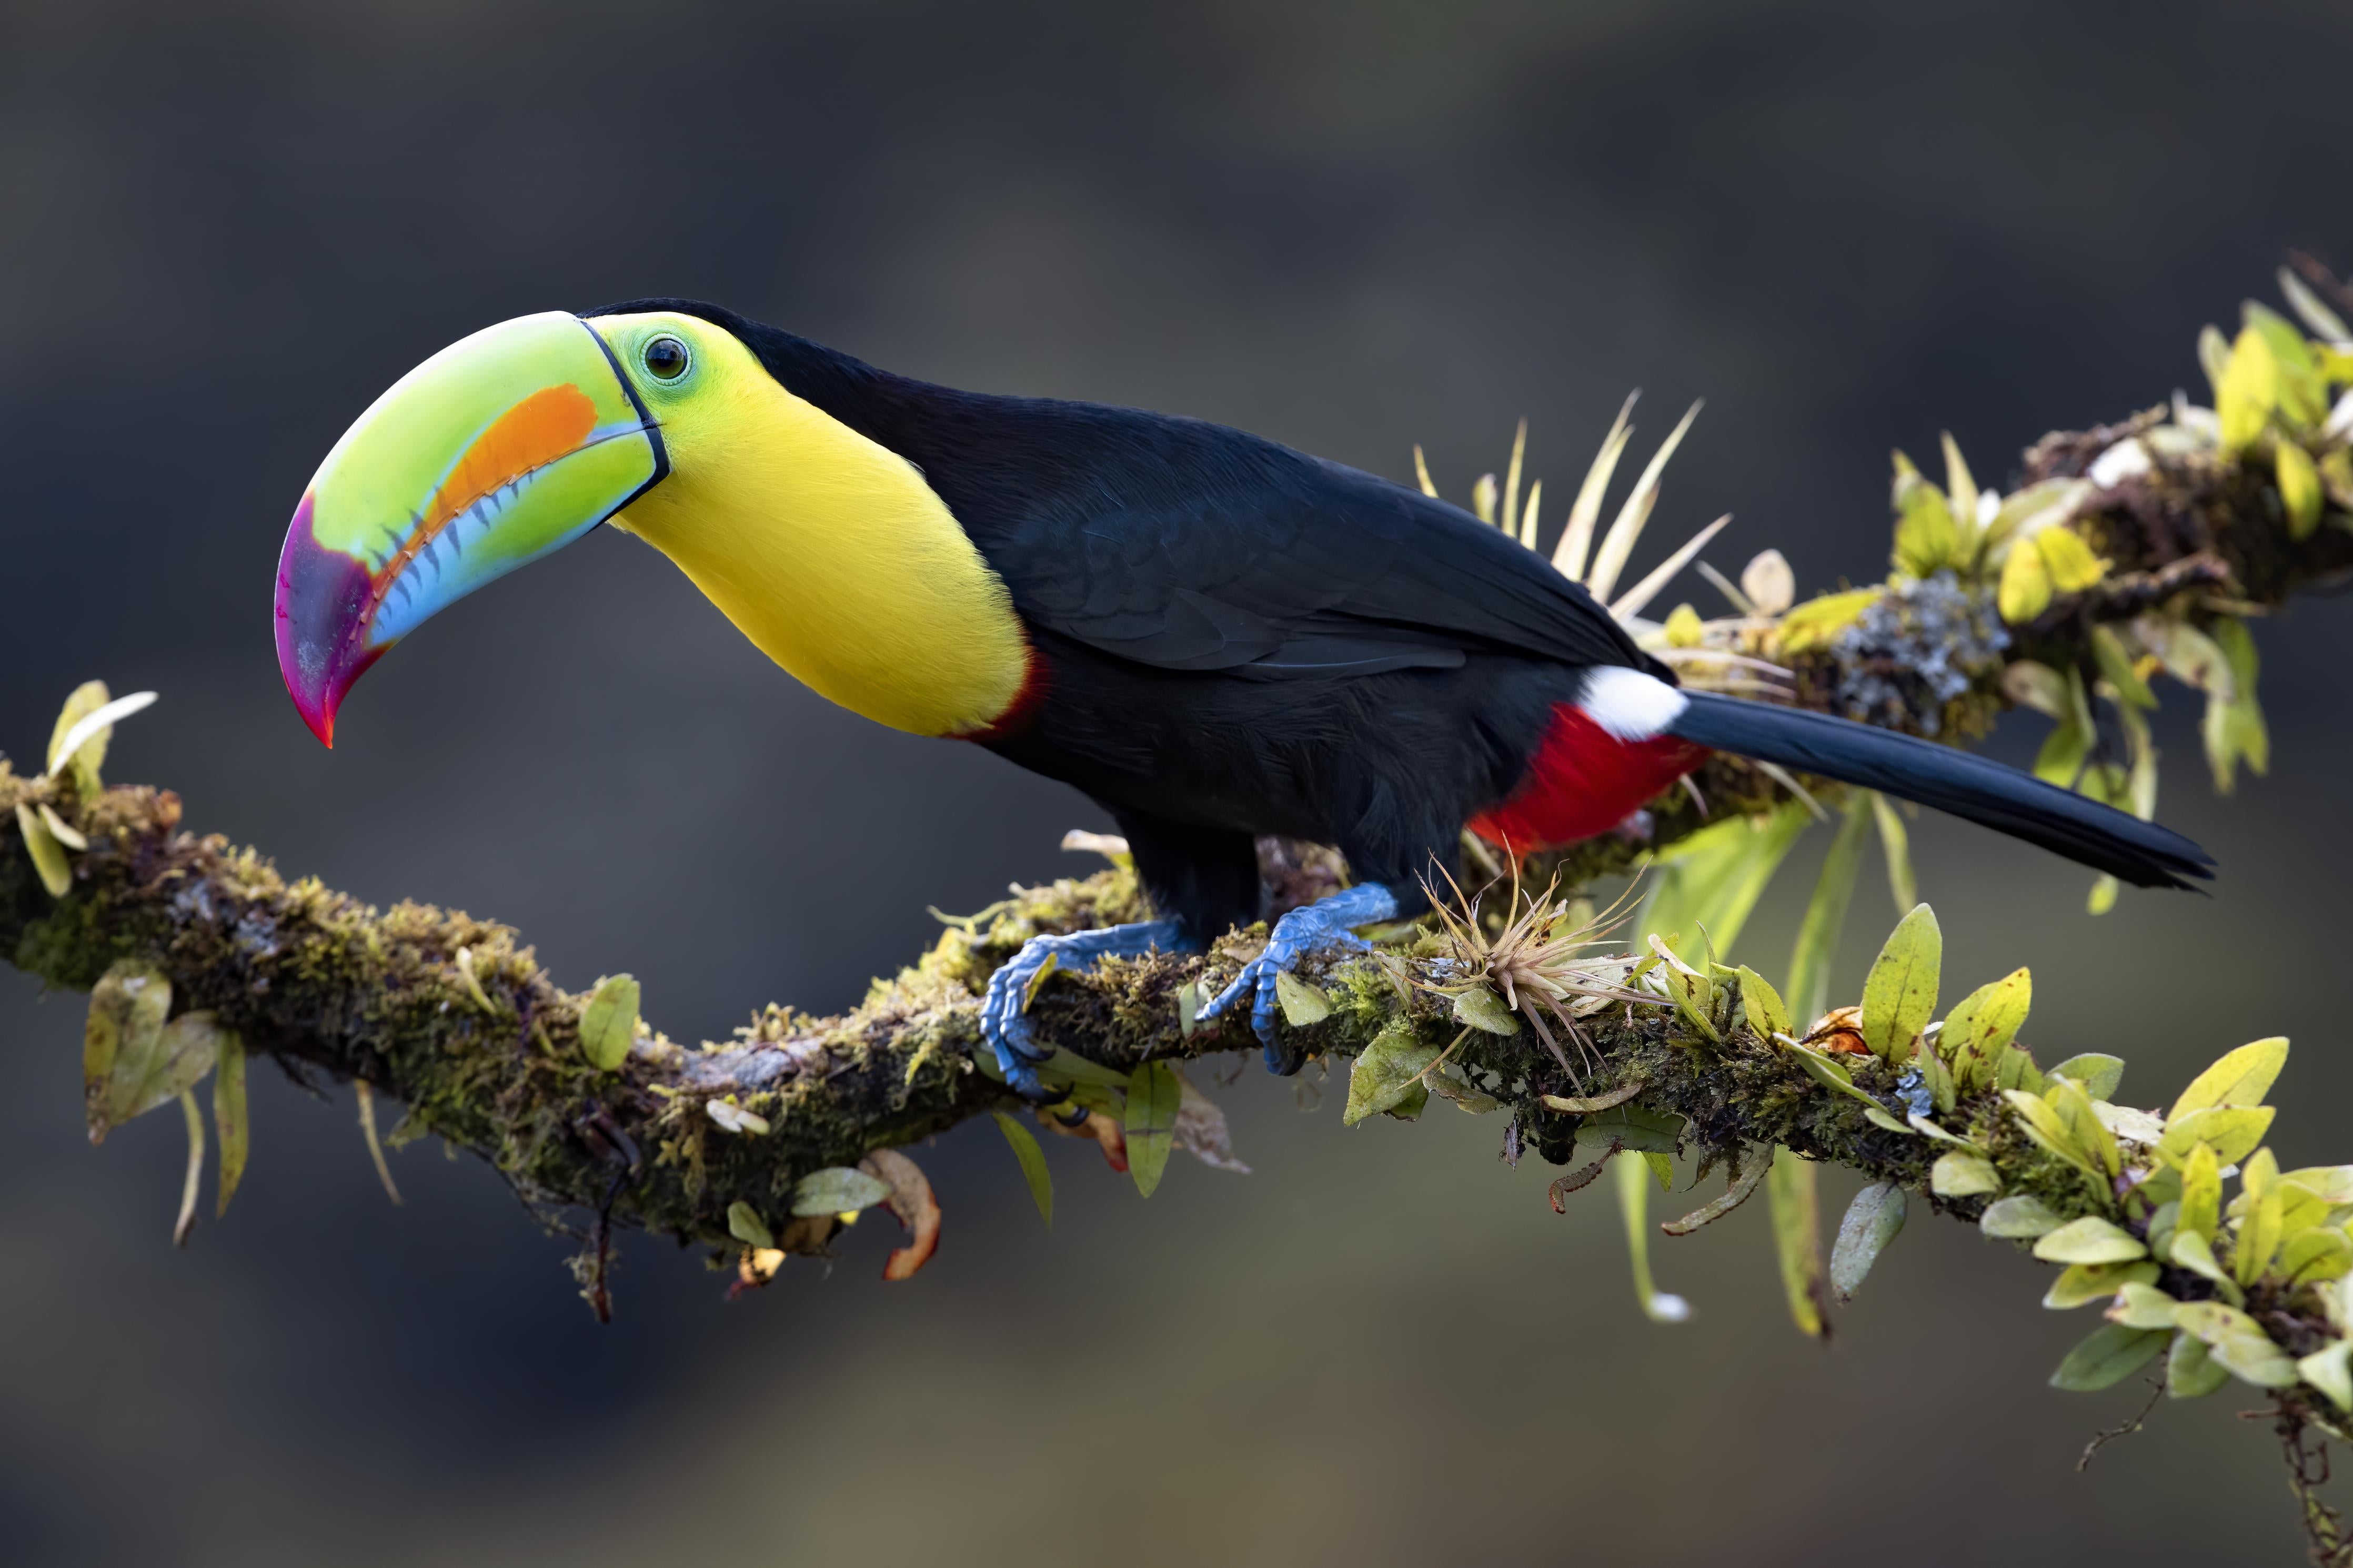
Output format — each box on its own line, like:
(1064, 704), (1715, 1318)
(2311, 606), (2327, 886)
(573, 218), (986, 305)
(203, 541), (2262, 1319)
(274, 311), (667, 745)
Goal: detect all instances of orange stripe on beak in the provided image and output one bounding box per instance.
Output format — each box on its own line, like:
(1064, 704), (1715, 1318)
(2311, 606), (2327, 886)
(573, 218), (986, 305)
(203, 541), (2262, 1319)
(425, 383), (600, 545)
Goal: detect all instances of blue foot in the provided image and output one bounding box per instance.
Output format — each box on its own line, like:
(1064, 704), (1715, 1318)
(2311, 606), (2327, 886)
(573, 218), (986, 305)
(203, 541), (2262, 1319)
(981, 919), (1185, 1097)
(1196, 884), (1401, 1075)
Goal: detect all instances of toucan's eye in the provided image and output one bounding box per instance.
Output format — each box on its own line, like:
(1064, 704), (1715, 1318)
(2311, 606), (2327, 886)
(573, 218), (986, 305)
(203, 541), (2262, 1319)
(642, 336), (691, 381)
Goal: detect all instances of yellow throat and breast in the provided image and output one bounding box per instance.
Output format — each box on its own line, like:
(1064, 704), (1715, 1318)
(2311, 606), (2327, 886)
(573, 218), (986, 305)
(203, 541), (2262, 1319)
(597, 319), (1031, 737)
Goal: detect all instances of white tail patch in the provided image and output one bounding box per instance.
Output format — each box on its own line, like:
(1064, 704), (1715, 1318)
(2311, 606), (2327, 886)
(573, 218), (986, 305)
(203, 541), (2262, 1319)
(1578, 666), (1688, 742)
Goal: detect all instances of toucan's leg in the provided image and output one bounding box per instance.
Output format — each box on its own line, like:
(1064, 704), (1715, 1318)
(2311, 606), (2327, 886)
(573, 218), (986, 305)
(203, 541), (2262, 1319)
(981, 919), (1186, 1097)
(1196, 883), (1401, 1074)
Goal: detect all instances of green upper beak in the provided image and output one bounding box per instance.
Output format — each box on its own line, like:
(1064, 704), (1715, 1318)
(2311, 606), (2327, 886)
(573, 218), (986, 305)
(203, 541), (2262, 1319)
(273, 311), (667, 745)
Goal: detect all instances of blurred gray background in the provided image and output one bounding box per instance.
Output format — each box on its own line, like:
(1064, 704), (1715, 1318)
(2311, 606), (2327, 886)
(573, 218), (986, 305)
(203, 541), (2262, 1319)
(5, 0), (2352, 1562)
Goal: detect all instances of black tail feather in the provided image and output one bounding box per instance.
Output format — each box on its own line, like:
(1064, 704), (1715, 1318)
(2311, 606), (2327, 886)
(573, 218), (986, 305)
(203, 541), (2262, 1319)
(1667, 690), (2214, 891)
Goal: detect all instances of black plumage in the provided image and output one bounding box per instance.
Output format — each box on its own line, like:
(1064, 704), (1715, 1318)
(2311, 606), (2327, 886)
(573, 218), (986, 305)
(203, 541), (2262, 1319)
(596, 299), (2213, 944)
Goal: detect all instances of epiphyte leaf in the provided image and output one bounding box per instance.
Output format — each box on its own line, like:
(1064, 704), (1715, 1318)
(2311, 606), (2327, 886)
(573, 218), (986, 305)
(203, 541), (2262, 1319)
(993, 1111), (1053, 1226)
(578, 974), (641, 1073)
(1859, 904), (1940, 1064)
(790, 1165), (894, 1218)
(1829, 1180), (1906, 1302)
(1123, 1059), (1182, 1198)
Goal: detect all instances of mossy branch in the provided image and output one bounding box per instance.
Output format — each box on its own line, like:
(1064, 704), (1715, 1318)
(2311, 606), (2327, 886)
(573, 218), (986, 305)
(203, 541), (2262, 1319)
(7, 266), (2353, 1553)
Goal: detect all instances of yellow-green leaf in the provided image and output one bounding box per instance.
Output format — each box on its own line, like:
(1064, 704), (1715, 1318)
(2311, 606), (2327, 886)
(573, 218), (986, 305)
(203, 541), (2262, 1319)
(2301, 1342), (2353, 1413)
(2170, 1036), (2288, 1121)
(1765, 1147), (1825, 1339)
(2179, 1141), (2221, 1242)
(1829, 1180), (1906, 1302)
(1734, 966), (1791, 1040)
(1777, 588), (1884, 655)
(2044, 1074), (2120, 1178)
(2282, 1229), (2353, 1286)
(1939, 968), (2030, 1093)
(1123, 1059), (1182, 1198)
(212, 1032), (248, 1218)
(1344, 1020), (1441, 1128)
(15, 803), (72, 899)
(2167, 1329), (2228, 1399)
(1932, 1148), (1999, 1198)
(2050, 1323), (2167, 1391)
(1574, 1104), (1686, 1155)
(83, 963), (195, 1143)
(1868, 793), (1915, 917)
(1892, 475), (1962, 577)
(1979, 1194), (2066, 1239)
(992, 1110), (1053, 1226)
(2158, 1105), (2275, 1169)
(2279, 441), (2326, 540)
(2245, 301), (2328, 426)
(2003, 1089), (2100, 1180)
(578, 974), (641, 1072)
(1273, 970), (1331, 1027)
(2046, 1259), (2158, 1310)
(46, 680), (116, 796)
(2218, 324), (2278, 451)
(790, 1165), (893, 1218)
(2107, 1280), (2179, 1329)
(1858, 905), (1940, 1064)
(726, 1201), (775, 1250)
(2235, 1186), (2285, 1288)
(2036, 527), (2107, 593)
(2033, 1216), (2146, 1265)
(1451, 984), (1520, 1036)
(1998, 535), (2054, 623)
(2047, 1053), (2124, 1102)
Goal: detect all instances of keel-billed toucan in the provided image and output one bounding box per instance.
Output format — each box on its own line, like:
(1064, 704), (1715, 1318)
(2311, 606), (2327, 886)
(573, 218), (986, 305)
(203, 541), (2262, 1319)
(274, 303), (2212, 1093)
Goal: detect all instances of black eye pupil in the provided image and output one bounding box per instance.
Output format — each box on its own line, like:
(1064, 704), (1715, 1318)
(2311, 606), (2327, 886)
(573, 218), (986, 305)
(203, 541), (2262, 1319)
(644, 337), (689, 380)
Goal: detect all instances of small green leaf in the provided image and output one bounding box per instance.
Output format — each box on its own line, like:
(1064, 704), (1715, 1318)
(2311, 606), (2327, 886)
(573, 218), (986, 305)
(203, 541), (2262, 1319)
(2282, 1229), (2353, 1286)
(2169, 1036), (2288, 1121)
(1785, 793), (1872, 1025)
(2168, 1329), (2229, 1399)
(1343, 1020), (1441, 1127)
(2044, 1075), (2121, 1178)
(1939, 968), (2030, 1092)
(2156, 1105), (2275, 1169)
(2203, 619), (2269, 794)
(1177, 979), (1203, 1038)
(2033, 1217), (2147, 1265)
(992, 1110), (1053, 1226)
(2278, 442), (2326, 540)
(2166, 1230), (2243, 1304)
(1998, 534), (2055, 624)
(2300, 1342), (2353, 1413)
(2047, 1053), (2124, 1102)
(1451, 984), (1520, 1036)
(2179, 1141), (2221, 1241)
(2108, 1280), (2180, 1329)
(1273, 970), (1331, 1027)
(1829, 1180), (1906, 1303)
(2003, 1089), (2101, 1180)
(790, 1166), (894, 1217)
(15, 803), (73, 898)
(212, 1033), (248, 1218)
(2050, 1323), (2168, 1391)
(1765, 1147), (1826, 1339)
(726, 1201), (775, 1250)
(1734, 966), (1791, 1040)
(2045, 1259), (2157, 1310)
(1996, 1044), (2044, 1096)
(1979, 1195), (2066, 1239)
(1121, 1059), (1183, 1198)
(1892, 469), (1962, 576)
(2235, 1185), (2285, 1288)
(578, 974), (641, 1073)
(173, 1090), (204, 1249)
(1615, 1152), (1690, 1323)
(1787, 1044), (1890, 1116)
(2218, 325), (2278, 450)
(83, 963), (197, 1144)
(1931, 1148), (1999, 1197)
(1913, 1039), (1956, 1115)
(2038, 528), (2105, 596)
(1574, 1104), (1686, 1155)
(1859, 905), (1939, 1064)
(46, 680), (120, 796)
(2212, 1331), (2299, 1388)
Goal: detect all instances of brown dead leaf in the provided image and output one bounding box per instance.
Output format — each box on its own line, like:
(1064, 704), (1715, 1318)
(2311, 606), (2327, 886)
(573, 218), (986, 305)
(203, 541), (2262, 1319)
(859, 1148), (942, 1281)
(1804, 1005), (1870, 1056)
(1043, 1108), (1129, 1173)
(1173, 1071), (1250, 1173)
